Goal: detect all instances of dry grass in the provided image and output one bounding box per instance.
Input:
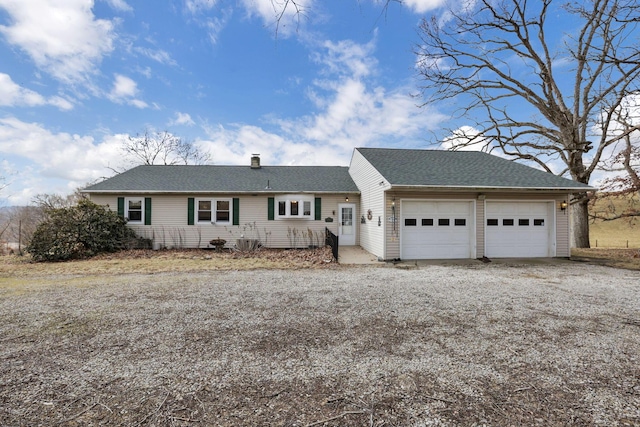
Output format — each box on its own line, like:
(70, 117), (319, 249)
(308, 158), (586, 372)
(1, 263), (639, 426)
(0, 247), (336, 279)
(571, 248), (640, 270)
(590, 194), (640, 248)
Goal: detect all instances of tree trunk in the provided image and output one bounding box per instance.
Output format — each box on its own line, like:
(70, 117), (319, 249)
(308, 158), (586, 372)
(571, 198), (590, 249)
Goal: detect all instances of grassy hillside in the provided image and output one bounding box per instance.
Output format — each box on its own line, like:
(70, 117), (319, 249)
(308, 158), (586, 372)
(589, 194), (640, 248)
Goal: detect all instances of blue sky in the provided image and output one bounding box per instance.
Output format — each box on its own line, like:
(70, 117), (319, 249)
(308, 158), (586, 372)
(0, 0), (455, 205)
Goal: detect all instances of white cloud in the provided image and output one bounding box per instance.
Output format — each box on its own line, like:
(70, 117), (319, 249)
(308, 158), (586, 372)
(440, 125), (488, 151)
(184, 0), (218, 14)
(108, 74), (148, 108)
(0, 117), (129, 204)
(313, 39), (377, 79)
(0, 0), (116, 85)
(134, 47), (176, 66)
(199, 123), (344, 166)
(196, 37), (444, 167)
(240, 0), (312, 38)
(129, 99), (149, 109)
(170, 112), (196, 126)
(104, 0), (132, 12)
(204, 10), (232, 44)
(0, 72), (74, 110)
(400, 0), (447, 14)
(110, 74), (138, 98)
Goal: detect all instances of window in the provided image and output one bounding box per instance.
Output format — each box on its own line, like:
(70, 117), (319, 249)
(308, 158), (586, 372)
(125, 198), (144, 224)
(216, 200), (230, 222)
(534, 219), (545, 226)
(519, 219), (530, 226)
(405, 218), (417, 226)
(196, 198), (232, 224)
(487, 219), (499, 226)
(454, 219), (466, 226)
(438, 218), (450, 226)
(275, 195), (314, 219)
(503, 219), (514, 226)
(198, 200), (212, 222)
(422, 218), (434, 226)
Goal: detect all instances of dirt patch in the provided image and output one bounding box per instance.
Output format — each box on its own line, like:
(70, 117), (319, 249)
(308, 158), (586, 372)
(1, 264), (639, 426)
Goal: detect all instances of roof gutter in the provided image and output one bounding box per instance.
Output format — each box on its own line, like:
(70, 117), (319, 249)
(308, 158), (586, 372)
(387, 184), (596, 192)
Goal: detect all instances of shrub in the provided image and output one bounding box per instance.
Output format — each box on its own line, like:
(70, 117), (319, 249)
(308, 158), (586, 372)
(26, 199), (143, 262)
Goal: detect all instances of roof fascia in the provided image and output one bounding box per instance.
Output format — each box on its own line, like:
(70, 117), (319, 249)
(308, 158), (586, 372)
(388, 184), (596, 192)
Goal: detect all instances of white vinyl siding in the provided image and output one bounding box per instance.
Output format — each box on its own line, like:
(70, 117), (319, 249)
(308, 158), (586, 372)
(348, 149), (388, 259)
(88, 194), (355, 249)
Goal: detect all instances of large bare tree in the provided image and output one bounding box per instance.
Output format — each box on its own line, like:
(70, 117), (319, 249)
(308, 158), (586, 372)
(593, 99), (640, 221)
(415, 0), (640, 248)
(122, 130), (211, 168)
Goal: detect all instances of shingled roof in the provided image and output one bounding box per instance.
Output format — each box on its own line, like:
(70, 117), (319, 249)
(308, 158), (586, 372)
(83, 165), (359, 193)
(356, 148), (594, 190)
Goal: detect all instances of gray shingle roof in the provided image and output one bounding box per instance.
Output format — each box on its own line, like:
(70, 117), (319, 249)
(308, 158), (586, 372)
(83, 165), (359, 193)
(357, 148), (594, 190)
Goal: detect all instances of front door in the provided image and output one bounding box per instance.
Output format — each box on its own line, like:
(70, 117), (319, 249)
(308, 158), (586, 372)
(338, 203), (356, 246)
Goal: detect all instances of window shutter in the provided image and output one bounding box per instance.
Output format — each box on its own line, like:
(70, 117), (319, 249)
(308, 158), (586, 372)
(117, 197), (125, 218)
(268, 197), (274, 220)
(314, 197), (321, 220)
(144, 197), (152, 225)
(233, 198), (240, 225)
(187, 198), (195, 225)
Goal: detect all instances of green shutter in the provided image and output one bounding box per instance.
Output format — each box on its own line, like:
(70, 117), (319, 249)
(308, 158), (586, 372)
(315, 197), (321, 220)
(144, 197), (152, 225)
(233, 198), (240, 225)
(117, 197), (125, 218)
(268, 197), (274, 220)
(187, 198), (195, 225)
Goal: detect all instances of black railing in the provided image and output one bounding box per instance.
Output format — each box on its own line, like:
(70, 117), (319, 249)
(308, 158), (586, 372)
(325, 227), (339, 262)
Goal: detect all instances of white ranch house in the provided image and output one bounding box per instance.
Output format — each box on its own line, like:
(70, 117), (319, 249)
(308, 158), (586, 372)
(83, 148), (593, 260)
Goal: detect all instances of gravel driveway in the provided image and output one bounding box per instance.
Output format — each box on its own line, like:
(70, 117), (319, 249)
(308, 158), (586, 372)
(1, 262), (639, 426)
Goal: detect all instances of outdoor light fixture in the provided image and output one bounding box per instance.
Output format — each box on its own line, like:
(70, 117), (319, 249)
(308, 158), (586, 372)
(345, 196), (349, 202)
(391, 198), (396, 231)
(560, 201), (568, 211)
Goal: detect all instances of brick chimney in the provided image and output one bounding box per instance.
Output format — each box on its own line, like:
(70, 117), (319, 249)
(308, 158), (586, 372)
(251, 153), (261, 169)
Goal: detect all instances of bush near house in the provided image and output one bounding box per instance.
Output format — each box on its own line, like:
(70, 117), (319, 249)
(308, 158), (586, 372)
(26, 200), (146, 262)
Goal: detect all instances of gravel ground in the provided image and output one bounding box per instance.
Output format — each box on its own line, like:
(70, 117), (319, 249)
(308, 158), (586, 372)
(1, 262), (640, 426)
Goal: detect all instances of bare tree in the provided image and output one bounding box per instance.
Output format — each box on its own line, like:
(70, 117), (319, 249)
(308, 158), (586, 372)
(592, 102), (640, 221)
(122, 130), (211, 168)
(415, 0), (640, 248)
(31, 190), (86, 211)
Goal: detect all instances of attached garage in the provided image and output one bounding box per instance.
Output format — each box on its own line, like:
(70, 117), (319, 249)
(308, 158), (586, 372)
(485, 201), (555, 258)
(401, 200), (475, 259)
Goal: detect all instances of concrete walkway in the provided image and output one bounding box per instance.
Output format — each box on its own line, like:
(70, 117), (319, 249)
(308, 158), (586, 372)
(337, 245), (574, 267)
(337, 246), (380, 265)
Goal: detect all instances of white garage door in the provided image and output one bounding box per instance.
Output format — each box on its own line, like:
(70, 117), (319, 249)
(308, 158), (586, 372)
(485, 202), (554, 258)
(401, 201), (474, 259)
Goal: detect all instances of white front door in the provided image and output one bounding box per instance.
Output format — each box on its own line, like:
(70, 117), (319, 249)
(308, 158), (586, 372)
(338, 203), (356, 246)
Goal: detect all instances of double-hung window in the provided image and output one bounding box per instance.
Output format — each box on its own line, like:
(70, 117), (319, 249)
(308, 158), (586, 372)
(196, 198), (232, 224)
(125, 197), (144, 224)
(275, 195), (313, 219)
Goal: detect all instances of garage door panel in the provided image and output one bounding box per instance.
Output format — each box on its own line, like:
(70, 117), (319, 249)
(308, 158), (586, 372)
(401, 201), (474, 259)
(485, 202), (553, 258)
